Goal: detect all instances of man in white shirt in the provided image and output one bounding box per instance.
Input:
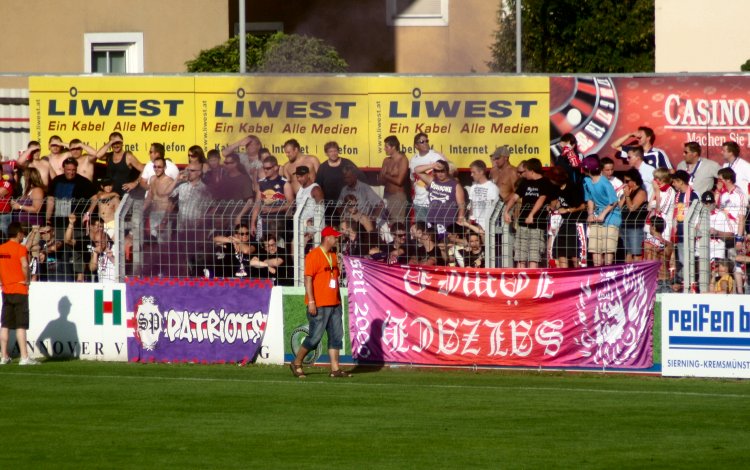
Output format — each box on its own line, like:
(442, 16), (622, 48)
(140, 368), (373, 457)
(611, 126), (672, 169)
(721, 141), (750, 197)
(626, 146), (655, 199)
(467, 160), (500, 232)
(409, 133), (443, 222)
(601, 157), (624, 198)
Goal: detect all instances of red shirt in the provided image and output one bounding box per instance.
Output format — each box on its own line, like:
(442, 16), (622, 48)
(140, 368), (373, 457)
(0, 179), (12, 213)
(0, 240), (28, 295)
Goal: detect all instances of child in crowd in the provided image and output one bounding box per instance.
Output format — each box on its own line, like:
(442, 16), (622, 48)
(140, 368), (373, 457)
(644, 168), (675, 292)
(582, 156), (621, 267)
(711, 259), (735, 294)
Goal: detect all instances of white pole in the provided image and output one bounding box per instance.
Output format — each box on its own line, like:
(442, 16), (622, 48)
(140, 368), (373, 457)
(516, 0), (522, 73)
(239, 0), (247, 73)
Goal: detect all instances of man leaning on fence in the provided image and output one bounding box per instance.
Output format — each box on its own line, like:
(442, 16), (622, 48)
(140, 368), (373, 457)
(290, 226), (351, 379)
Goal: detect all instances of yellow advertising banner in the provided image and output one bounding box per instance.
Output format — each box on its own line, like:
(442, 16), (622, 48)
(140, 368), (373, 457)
(30, 75), (549, 167)
(195, 76), (370, 165)
(29, 76), (195, 162)
(367, 76), (549, 167)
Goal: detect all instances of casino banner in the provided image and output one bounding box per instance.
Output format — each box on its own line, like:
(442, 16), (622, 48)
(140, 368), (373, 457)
(557, 75), (750, 168)
(344, 257), (659, 369)
(196, 75), (371, 166)
(367, 76), (550, 167)
(29, 76), (196, 161)
(125, 277), (272, 363)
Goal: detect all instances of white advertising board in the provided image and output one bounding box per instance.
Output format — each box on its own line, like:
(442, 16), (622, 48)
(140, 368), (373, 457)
(0, 283), (286, 364)
(662, 293), (750, 378)
(255, 286), (284, 365)
(0, 283), (129, 361)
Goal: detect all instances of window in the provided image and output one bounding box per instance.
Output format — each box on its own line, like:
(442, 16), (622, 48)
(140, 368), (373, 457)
(386, 0), (449, 26)
(84, 33), (144, 73)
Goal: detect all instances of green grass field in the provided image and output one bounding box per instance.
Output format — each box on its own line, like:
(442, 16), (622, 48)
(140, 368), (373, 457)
(2, 360), (749, 469)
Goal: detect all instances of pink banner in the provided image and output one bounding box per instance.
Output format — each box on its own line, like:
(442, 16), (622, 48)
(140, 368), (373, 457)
(344, 258), (659, 369)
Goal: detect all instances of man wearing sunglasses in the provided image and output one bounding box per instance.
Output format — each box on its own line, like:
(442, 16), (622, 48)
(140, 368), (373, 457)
(251, 155), (293, 241)
(96, 132), (145, 196)
(409, 133), (443, 223)
(62, 138), (99, 182)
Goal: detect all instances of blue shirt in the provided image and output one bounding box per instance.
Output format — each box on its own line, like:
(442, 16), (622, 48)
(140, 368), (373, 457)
(584, 176), (621, 227)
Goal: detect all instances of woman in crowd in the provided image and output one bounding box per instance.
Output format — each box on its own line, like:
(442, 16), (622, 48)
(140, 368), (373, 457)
(548, 166), (586, 268)
(212, 222), (256, 278)
(415, 159), (466, 234)
(11, 167), (46, 227)
(250, 234), (291, 285)
(619, 168), (649, 263)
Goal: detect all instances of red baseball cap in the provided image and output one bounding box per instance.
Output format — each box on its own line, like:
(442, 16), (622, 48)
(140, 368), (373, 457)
(321, 226), (342, 238)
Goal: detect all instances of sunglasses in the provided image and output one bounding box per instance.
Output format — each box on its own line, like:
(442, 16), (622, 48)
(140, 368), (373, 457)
(417, 139), (429, 144)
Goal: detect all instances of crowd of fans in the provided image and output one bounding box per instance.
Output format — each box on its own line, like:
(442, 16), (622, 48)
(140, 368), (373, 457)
(0, 127), (748, 294)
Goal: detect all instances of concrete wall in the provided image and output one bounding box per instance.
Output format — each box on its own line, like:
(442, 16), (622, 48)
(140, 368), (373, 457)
(655, 0), (750, 73)
(0, 0), (229, 74)
(243, 0), (497, 73)
(395, 0), (497, 73)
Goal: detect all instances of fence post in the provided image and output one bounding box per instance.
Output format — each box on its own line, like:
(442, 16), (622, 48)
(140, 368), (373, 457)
(486, 200), (504, 268)
(115, 193), (131, 282)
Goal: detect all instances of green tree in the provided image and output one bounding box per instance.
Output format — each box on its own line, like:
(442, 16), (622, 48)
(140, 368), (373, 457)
(488, 0), (655, 73)
(186, 33), (279, 73)
(185, 32), (347, 73)
(258, 34), (348, 73)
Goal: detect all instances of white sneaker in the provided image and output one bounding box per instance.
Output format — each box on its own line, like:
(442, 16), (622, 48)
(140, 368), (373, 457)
(19, 357), (40, 366)
(0, 357), (11, 365)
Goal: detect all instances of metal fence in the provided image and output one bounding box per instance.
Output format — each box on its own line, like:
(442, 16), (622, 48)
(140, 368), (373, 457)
(9, 195), (747, 295)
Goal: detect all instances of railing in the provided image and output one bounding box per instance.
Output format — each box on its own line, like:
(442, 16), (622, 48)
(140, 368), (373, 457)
(7, 195), (747, 294)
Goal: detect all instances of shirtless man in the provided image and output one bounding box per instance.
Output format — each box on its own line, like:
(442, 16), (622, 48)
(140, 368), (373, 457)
(64, 138), (99, 181)
(45, 135), (71, 179)
(17, 142), (52, 187)
(378, 135), (409, 224)
(280, 138), (319, 194)
(96, 132), (144, 196)
(489, 146), (519, 203)
(143, 157), (174, 242)
(84, 178), (121, 240)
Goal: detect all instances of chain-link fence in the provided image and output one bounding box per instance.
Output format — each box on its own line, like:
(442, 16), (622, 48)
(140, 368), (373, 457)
(9, 194), (747, 294)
